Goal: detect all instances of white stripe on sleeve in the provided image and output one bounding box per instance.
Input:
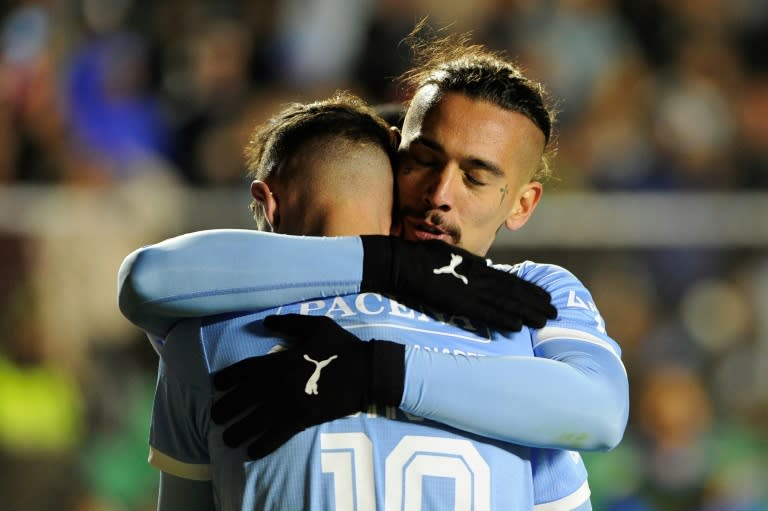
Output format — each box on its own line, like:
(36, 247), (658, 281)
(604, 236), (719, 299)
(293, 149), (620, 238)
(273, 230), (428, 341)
(534, 480), (591, 511)
(148, 447), (212, 481)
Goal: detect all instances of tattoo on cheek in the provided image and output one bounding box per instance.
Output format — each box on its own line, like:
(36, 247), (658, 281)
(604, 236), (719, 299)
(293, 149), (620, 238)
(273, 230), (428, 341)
(499, 184), (509, 206)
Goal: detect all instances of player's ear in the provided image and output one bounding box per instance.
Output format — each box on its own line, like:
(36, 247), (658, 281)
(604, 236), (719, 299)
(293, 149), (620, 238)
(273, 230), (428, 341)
(504, 181), (542, 231)
(389, 126), (401, 150)
(251, 180), (279, 231)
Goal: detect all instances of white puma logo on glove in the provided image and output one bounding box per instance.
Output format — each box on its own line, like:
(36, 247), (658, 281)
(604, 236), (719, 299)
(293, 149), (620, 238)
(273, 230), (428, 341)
(433, 254), (469, 285)
(303, 354), (338, 395)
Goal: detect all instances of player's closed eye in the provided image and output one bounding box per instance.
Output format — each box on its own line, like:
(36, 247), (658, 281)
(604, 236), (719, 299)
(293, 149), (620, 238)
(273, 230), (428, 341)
(463, 170), (487, 186)
(409, 147), (440, 167)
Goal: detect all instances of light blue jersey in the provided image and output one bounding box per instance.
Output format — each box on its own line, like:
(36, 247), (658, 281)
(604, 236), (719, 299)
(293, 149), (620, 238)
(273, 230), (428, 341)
(120, 230), (626, 510)
(152, 294), (589, 510)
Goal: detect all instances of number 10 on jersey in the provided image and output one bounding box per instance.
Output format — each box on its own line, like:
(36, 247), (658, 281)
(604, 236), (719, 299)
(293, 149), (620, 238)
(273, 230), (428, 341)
(321, 432), (491, 511)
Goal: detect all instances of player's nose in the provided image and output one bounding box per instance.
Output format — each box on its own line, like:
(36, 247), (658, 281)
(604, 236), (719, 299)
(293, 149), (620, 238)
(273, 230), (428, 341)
(423, 162), (460, 211)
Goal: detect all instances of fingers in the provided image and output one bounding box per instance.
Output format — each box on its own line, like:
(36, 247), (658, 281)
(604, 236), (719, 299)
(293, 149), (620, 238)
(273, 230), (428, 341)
(484, 294), (557, 330)
(220, 405), (304, 460)
(480, 308), (524, 332)
(473, 262), (552, 301)
(518, 280), (553, 302)
(506, 317), (524, 332)
(512, 305), (548, 329)
(521, 288), (556, 317)
(247, 429), (303, 460)
(496, 294), (557, 322)
(213, 356), (271, 391)
(477, 271), (557, 324)
(211, 382), (269, 424)
(221, 407), (269, 448)
(462, 293), (554, 331)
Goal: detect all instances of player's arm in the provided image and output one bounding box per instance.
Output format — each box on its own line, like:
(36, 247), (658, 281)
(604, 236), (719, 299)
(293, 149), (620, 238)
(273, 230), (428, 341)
(402, 264), (628, 451)
(212, 316), (626, 457)
(158, 472), (214, 511)
(211, 265), (626, 457)
(150, 327), (214, 508)
(118, 229), (363, 338)
(402, 336), (627, 451)
(118, 229), (554, 338)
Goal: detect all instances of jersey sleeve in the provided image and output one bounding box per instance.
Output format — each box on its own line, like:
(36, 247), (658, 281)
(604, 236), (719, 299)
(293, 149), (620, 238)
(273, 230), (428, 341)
(118, 229), (365, 337)
(531, 449), (591, 510)
(400, 262), (629, 452)
(149, 320), (212, 481)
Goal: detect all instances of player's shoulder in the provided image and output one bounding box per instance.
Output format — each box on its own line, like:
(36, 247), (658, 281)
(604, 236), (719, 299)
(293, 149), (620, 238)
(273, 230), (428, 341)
(492, 260), (585, 293)
(162, 310), (269, 388)
(198, 309), (270, 343)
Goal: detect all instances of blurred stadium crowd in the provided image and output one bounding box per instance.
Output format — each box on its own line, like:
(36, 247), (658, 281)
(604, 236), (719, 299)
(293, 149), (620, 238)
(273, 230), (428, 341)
(0, 0), (767, 509)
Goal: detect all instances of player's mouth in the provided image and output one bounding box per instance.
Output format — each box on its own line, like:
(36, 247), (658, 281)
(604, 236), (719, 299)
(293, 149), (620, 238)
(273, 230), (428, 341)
(402, 216), (457, 244)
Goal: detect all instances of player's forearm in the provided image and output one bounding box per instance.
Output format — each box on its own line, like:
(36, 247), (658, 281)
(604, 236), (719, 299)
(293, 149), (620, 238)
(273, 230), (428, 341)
(117, 229), (364, 337)
(400, 342), (629, 451)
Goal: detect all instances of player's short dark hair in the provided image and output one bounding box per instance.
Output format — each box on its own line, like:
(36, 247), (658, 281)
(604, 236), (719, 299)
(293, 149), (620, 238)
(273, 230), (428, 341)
(245, 91), (396, 229)
(246, 91), (394, 181)
(400, 23), (558, 182)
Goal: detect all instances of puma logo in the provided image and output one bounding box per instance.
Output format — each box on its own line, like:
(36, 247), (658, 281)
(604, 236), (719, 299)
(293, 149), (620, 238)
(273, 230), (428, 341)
(433, 254), (469, 285)
(303, 354), (338, 395)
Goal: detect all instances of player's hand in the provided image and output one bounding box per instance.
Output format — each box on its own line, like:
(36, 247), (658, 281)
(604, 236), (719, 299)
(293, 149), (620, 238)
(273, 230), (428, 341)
(360, 236), (557, 331)
(210, 314), (404, 460)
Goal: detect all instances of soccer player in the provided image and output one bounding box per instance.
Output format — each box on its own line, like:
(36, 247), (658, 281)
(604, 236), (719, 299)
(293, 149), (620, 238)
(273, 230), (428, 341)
(130, 92), (561, 510)
(119, 37), (628, 511)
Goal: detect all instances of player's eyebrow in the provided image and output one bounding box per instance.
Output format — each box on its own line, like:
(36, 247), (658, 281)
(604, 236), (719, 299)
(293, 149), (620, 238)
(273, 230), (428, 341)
(415, 135), (504, 177)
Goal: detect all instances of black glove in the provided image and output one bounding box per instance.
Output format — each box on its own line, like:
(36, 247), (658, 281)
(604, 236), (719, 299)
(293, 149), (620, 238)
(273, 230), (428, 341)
(211, 313), (404, 459)
(360, 236), (556, 331)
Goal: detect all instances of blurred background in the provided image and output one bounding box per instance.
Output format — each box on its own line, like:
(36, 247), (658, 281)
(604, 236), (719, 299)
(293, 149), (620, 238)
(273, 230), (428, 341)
(0, 0), (766, 509)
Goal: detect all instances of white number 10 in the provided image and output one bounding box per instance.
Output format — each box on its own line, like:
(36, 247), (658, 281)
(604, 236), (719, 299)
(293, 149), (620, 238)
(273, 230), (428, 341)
(320, 433), (491, 511)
